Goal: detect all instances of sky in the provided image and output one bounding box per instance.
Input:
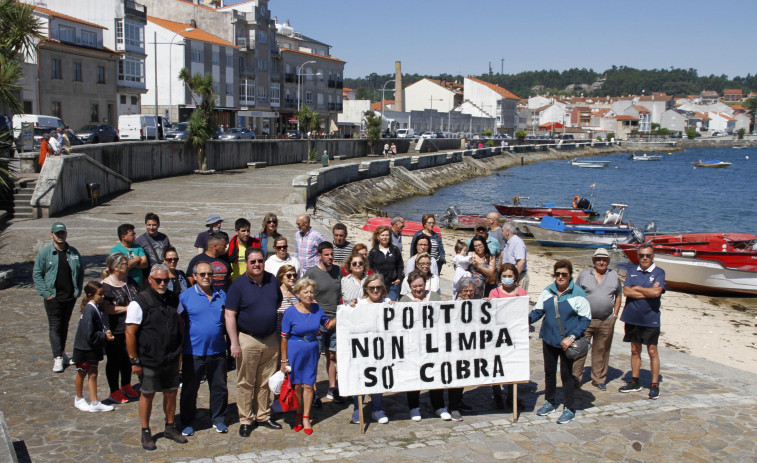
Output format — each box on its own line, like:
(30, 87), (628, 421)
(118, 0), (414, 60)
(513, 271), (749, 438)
(225, 0), (757, 80)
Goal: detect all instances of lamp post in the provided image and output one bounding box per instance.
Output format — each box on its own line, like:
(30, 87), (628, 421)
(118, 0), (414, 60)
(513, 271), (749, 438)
(296, 60), (317, 131)
(381, 79), (395, 131)
(169, 28), (193, 124)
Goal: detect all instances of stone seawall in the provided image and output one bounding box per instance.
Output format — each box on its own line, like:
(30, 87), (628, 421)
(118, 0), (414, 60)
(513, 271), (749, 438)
(314, 142), (677, 218)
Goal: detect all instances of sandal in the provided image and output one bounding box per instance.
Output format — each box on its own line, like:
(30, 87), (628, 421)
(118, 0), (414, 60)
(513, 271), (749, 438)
(303, 415), (313, 435)
(293, 414), (303, 432)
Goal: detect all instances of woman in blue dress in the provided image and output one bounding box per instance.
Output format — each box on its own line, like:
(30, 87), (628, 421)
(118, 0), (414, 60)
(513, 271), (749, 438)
(280, 278), (335, 435)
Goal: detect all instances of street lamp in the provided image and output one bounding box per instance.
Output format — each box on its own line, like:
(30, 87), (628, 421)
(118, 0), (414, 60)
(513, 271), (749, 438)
(169, 28), (193, 124)
(381, 79), (395, 129)
(296, 60), (321, 131)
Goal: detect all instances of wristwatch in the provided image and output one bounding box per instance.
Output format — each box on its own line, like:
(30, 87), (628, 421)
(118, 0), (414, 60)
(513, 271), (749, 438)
(569, 335), (576, 341)
(129, 357), (141, 365)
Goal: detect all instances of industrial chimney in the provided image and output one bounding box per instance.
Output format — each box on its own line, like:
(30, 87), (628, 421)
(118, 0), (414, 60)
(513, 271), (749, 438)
(395, 61), (403, 112)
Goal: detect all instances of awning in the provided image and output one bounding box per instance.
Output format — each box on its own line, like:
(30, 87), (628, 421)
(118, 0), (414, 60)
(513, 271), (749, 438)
(288, 118), (299, 123)
(539, 122), (564, 130)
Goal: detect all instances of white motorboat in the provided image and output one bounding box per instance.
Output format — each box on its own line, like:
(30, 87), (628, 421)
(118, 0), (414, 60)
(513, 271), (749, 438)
(643, 253), (757, 296)
(630, 153), (663, 161)
(571, 159), (610, 168)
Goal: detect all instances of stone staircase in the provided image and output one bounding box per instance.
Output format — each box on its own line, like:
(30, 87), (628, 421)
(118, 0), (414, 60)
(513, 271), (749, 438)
(0, 179), (36, 221)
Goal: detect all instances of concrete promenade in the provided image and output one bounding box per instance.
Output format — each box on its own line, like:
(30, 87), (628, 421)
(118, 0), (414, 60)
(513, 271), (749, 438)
(0, 157), (756, 462)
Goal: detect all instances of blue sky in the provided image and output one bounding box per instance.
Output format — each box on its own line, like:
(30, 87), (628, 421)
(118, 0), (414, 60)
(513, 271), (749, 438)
(227, 0), (756, 79)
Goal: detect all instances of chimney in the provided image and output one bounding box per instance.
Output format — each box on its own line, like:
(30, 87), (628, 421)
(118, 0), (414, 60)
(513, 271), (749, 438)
(395, 61), (403, 112)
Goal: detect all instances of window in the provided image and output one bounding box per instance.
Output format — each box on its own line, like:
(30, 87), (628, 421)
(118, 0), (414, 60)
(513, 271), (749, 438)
(270, 83), (280, 104)
(191, 48), (203, 63)
(226, 50), (233, 67)
(317, 93), (323, 105)
(90, 104), (99, 122)
(257, 86), (267, 103)
(119, 56), (144, 83)
(212, 50), (219, 65)
(81, 30), (97, 47)
(305, 67), (313, 81)
(130, 96), (138, 105)
(257, 30), (267, 44)
(120, 95), (126, 104)
(51, 101), (62, 119)
(97, 66), (105, 84)
(225, 84), (233, 96)
(59, 25), (75, 43)
(73, 62), (82, 82)
(257, 59), (267, 71)
(305, 91), (312, 105)
(238, 56), (245, 73)
(212, 83), (220, 94)
(239, 81), (255, 103)
(317, 69), (324, 82)
(51, 58), (62, 79)
(116, 20), (123, 46)
(124, 20), (144, 48)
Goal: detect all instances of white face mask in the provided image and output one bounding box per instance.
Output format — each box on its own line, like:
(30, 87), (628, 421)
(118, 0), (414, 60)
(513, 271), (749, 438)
(501, 277), (515, 286)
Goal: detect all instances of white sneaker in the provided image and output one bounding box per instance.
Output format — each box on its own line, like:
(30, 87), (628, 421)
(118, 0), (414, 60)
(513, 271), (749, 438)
(53, 357), (64, 373)
(410, 407), (422, 422)
(88, 401), (114, 412)
(74, 397), (89, 412)
(371, 410), (389, 424)
(62, 353), (74, 365)
(435, 407), (452, 421)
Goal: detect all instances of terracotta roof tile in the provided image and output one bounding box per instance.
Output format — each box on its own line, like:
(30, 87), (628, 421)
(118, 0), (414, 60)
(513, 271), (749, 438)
(614, 115), (639, 121)
(633, 105), (650, 113)
(695, 112), (710, 120)
(280, 48), (345, 64)
(723, 89), (742, 95)
(32, 5), (106, 29)
(466, 76), (520, 100)
(718, 112), (736, 121)
(148, 16), (235, 47)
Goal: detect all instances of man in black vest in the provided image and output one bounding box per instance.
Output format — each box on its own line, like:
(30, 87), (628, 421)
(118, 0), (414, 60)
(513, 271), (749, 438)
(126, 264), (187, 451)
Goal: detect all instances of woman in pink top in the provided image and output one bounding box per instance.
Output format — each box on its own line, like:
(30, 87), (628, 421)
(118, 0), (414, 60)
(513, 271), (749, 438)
(488, 263), (527, 410)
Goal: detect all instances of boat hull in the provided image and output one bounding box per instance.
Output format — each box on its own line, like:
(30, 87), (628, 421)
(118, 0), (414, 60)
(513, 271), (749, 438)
(362, 217), (441, 237)
(642, 254), (757, 296)
(617, 233), (757, 268)
(528, 225), (633, 248)
(493, 204), (594, 219)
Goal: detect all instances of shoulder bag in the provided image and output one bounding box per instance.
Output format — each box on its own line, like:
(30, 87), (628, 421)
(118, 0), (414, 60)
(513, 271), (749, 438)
(553, 296), (590, 360)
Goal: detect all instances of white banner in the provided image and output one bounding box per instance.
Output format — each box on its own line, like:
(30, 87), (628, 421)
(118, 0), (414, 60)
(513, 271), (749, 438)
(336, 297), (530, 396)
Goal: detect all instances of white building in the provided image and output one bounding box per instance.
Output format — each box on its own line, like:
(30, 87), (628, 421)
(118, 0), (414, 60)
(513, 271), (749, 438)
(144, 16), (237, 124)
(707, 112), (736, 133)
(24, 0), (149, 117)
(463, 77), (519, 134)
(403, 78), (463, 114)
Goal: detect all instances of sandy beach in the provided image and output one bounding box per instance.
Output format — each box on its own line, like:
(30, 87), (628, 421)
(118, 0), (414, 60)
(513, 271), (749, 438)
(326, 215), (757, 375)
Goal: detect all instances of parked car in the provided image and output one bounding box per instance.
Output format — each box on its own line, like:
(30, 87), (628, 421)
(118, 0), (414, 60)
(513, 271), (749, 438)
(285, 129), (302, 139)
(435, 132), (444, 138)
(420, 132), (437, 139)
(164, 122), (188, 140)
(396, 128), (415, 138)
(118, 114), (158, 140)
(77, 124), (119, 144)
(219, 127), (255, 140)
(12, 114), (65, 140)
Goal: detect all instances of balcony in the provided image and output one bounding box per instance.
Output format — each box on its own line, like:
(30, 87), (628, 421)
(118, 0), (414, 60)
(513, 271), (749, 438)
(328, 103), (336, 111)
(284, 98), (296, 109)
(284, 73), (295, 83)
(336, 103), (343, 111)
(336, 80), (343, 89)
(124, 0), (146, 21)
(327, 79), (336, 89)
(270, 46), (280, 57)
(236, 37), (248, 50)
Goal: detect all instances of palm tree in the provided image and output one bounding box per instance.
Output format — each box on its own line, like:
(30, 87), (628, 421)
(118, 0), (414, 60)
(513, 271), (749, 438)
(296, 104), (320, 161)
(178, 68), (216, 171)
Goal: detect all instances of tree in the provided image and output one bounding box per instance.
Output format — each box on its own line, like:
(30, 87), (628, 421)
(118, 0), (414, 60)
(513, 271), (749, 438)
(743, 97), (757, 133)
(0, 0), (43, 193)
(179, 68), (216, 171)
(296, 105), (320, 161)
(363, 111), (382, 155)
(686, 128), (697, 140)
(481, 129), (493, 137)
(736, 128), (746, 140)
(515, 130), (527, 141)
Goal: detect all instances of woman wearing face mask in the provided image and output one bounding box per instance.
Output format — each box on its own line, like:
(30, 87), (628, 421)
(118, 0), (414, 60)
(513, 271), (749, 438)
(488, 263), (527, 410)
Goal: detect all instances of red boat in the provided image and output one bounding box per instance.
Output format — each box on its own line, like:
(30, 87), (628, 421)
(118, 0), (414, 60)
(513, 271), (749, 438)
(362, 217), (442, 237)
(494, 204), (595, 219)
(617, 232), (757, 269)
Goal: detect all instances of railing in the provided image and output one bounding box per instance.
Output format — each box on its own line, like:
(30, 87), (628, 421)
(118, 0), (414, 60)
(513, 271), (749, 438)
(124, 0), (146, 19)
(336, 80), (343, 89)
(327, 79), (336, 88)
(236, 37), (247, 49)
(284, 73), (295, 83)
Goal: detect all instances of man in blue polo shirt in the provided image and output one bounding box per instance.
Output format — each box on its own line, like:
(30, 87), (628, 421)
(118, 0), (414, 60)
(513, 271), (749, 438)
(618, 244), (665, 400)
(225, 247), (283, 437)
(178, 262), (228, 436)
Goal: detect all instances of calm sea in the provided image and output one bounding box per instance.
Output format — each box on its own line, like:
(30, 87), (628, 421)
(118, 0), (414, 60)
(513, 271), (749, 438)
(387, 146), (757, 234)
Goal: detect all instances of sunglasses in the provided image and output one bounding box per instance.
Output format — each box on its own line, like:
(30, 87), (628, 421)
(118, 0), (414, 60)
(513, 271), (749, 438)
(248, 259), (265, 264)
(152, 277), (170, 284)
(285, 274), (297, 279)
(164, 257), (179, 262)
(351, 261), (364, 267)
(196, 272), (213, 278)
(267, 219), (278, 224)
(554, 272), (570, 278)
(638, 253), (653, 258)
(367, 286), (383, 292)
(275, 245), (288, 250)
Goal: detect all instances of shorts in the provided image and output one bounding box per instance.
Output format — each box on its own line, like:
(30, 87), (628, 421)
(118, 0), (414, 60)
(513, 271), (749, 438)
(318, 328), (337, 354)
(75, 361), (99, 372)
(623, 323), (660, 346)
(73, 347), (101, 366)
(139, 361), (181, 394)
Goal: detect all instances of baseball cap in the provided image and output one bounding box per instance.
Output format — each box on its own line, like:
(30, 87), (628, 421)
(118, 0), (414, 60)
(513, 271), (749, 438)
(51, 222), (67, 233)
(593, 248), (610, 258)
(205, 213), (223, 225)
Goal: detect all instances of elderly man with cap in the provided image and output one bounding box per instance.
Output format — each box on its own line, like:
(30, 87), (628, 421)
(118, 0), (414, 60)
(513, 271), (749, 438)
(33, 222), (83, 372)
(195, 214), (229, 254)
(572, 248), (623, 391)
(466, 218), (501, 257)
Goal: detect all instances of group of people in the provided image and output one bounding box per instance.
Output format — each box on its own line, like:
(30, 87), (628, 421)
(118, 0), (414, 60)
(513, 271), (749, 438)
(382, 142), (398, 158)
(38, 127), (73, 167)
(32, 210), (665, 450)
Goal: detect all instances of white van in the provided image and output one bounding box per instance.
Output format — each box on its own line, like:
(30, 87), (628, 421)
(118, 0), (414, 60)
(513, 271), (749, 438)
(12, 114), (65, 139)
(396, 128), (415, 138)
(118, 114), (158, 141)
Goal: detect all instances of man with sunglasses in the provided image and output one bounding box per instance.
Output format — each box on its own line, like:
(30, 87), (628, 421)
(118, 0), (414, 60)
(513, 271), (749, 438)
(178, 262), (228, 436)
(125, 265), (187, 450)
(33, 222), (83, 372)
(618, 244), (665, 400)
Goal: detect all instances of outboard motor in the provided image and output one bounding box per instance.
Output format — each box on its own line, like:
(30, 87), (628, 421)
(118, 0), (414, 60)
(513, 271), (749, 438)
(631, 228), (646, 244)
(644, 221), (657, 233)
(576, 198), (591, 209)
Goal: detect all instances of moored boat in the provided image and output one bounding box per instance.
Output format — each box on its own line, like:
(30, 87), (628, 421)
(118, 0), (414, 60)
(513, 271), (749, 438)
(630, 153), (663, 161)
(437, 206), (484, 230)
(362, 217), (442, 237)
(617, 232), (757, 269)
(571, 159), (610, 168)
(527, 215), (639, 248)
(695, 160), (732, 168)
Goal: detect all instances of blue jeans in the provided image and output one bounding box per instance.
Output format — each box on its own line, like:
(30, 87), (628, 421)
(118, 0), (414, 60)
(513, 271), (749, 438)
(180, 353), (228, 426)
(353, 394), (383, 412)
(387, 284), (400, 302)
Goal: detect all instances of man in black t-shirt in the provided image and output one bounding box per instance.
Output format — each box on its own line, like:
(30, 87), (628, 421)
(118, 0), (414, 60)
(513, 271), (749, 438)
(136, 212), (170, 277)
(187, 234), (231, 292)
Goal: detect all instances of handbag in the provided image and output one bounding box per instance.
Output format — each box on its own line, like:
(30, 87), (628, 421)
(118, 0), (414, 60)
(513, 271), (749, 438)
(553, 296), (591, 360)
(278, 373), (299, 412)
(268, 370), (285, 395)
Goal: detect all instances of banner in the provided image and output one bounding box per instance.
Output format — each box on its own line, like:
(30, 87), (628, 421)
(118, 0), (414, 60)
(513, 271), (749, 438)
(336, 297), (530, 396)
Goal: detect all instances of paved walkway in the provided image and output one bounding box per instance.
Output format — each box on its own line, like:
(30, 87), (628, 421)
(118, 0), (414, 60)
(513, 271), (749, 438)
(0, 159), (756, 462)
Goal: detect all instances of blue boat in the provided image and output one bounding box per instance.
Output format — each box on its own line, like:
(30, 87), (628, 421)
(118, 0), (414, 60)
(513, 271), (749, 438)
(526, 205), (644, 248)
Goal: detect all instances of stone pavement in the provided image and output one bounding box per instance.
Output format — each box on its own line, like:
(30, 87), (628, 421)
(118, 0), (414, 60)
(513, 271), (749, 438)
(0, 159), (756, 462)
